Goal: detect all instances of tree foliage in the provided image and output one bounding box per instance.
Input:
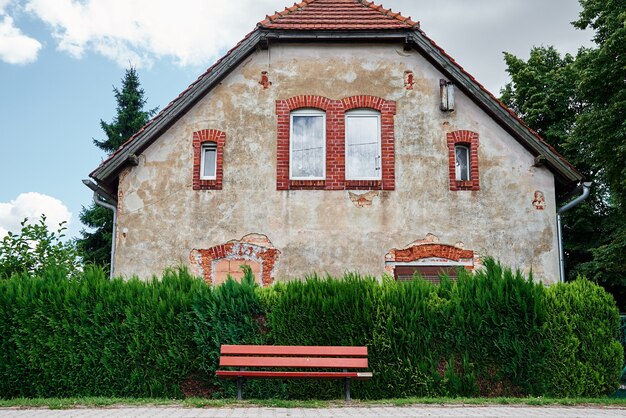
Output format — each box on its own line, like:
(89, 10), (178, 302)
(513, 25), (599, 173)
(500, 0), (626, 310)
(93, 67), (158, 153)
(78, 68), (157, 269)
(0, 215), (81, 279)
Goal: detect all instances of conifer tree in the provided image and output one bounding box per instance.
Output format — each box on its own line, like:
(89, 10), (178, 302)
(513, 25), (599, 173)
(78, 68), (157, 269)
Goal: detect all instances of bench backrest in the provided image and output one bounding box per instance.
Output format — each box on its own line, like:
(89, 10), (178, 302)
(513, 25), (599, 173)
(219, 345), (368, 369)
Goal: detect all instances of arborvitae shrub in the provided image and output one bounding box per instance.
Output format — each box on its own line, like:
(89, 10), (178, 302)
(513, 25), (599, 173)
(191, 265), (287, 398)
(0, 261), (622, 399)
(541, 278), (623, 397)
(0, 266), (203, 398)
(264, 260), (547, 399)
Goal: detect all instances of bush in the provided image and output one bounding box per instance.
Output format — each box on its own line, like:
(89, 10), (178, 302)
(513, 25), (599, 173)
(0, 266), (202, 398)
(264, 261), (547, 399)
(0, 260), (622, 399)
(191, 266), (286, 398)
(541, 278), (623, 397)
(0, 215), (81, 279)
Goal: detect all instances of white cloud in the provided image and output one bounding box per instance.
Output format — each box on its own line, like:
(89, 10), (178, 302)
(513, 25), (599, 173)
(0, 0), (12, 11)
(0, 14), (42, 64)
(0, 192), (72, 238)
(24, 0), (285, 68)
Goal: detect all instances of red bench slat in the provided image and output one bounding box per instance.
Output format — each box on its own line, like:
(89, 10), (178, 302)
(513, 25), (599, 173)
(219, 355), (368, 369)
(220, 345), (367, 357)
(216, 370), (373, 380)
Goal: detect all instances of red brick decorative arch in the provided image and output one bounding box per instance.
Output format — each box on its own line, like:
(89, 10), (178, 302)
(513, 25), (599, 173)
(385, 240), (476, 280)
(392, 244), (474, 263)
(192, 129), (226, 190)
(190, 234), (280, 286)
(276, 95), (396, 191)
(447, 130), (479, 191)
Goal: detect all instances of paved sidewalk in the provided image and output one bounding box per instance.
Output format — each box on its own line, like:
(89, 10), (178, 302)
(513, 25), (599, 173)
(1, 406), (626, 418)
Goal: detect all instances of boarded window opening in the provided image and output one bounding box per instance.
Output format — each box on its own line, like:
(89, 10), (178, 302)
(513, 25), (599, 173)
(394, 265), (461, 284)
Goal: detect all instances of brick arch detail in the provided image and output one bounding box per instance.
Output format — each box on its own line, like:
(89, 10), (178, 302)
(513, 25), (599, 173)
(385, 242), (476, 279)
(392, 243), (474, 263)
(281, 95), (333, 112)
(190, 234), (280, 286)
(341, 95), (397, 114)
(447, 130), (479, 191)
(192, 129), (226, 190)
(276, 95), (396, 191)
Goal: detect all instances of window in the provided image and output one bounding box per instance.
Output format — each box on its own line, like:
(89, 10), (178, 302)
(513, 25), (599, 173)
(345, 110), (381, 180)
(454, 144), (470, 181)
(276, 95), (396, 191)
(394, 265), (461, 284)
(447, 130), (479, 191)
(192, 129), (225, 190)
(290, 109), (325, 180)
(200, 143), (217, 180)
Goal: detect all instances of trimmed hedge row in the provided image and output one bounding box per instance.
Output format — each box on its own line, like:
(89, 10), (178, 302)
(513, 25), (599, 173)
(0, 267), (205, 398)
(0, 260), (622, 399)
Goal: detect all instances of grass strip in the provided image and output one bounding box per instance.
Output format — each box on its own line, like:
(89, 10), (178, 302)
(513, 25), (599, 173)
(1, 396), (625, 409)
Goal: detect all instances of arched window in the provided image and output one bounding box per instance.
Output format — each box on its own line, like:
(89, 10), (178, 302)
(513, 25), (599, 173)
(447, 130), (479, 191)
(345, 109), (381, 180)
(290, 109), (326, 180)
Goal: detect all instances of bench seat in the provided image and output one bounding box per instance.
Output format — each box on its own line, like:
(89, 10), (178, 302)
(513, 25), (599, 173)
(216, 370), (373, 379)
(216, 344), (372, 400)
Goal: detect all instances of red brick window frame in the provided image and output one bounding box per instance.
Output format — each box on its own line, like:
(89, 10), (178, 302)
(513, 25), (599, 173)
(193, 129), (225, 190)
(342, 96), (396, 191)
(276, 95), (396, 191)
(447, 130), (479, 191)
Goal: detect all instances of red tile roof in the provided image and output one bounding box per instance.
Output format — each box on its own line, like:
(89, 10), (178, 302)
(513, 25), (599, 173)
(259, 0), (418, 30)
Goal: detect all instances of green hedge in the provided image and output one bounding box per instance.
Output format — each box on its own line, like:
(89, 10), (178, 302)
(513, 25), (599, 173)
(0, 261), (622, 399)
(0, 267), (204, 398)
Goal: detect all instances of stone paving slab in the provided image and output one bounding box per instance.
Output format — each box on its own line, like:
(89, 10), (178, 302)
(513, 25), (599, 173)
(1, 406), (626, 418)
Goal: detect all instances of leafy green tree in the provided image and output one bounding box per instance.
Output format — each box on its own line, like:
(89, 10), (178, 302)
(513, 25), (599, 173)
(568, 0), (626, 309)
(78, 68), (157, 269)
(0, 215), (81, 279)
(499, 0), (626, 310)
(500, 46), (581, 154)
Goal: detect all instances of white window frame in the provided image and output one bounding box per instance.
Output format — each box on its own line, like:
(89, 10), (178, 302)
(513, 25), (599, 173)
(200, 142), (217, 180)
(345, 109), (382, 181)
(289, 109), (326, 181)
(454, 144), (470, 181)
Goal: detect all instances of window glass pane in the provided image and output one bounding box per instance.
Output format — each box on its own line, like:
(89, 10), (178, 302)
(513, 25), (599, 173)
(202, 145), (217, 178)
(346, 115), (380, 179)
(455, 145), (470, 181)
(291, 115), (324, 178)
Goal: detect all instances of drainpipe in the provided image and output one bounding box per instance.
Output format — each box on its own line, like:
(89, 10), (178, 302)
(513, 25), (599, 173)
(556, 182), (592, 283)
(82, 179), (118, 278)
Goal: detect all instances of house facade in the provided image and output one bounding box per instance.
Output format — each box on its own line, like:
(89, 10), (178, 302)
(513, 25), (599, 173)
(88, 0), (583, 285)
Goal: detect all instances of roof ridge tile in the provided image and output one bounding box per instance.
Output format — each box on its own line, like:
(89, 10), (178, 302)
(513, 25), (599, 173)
(258, 0), (419, 30)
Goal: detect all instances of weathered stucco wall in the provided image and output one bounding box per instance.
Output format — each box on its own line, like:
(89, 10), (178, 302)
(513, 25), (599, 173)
(114, 43), (559, 283)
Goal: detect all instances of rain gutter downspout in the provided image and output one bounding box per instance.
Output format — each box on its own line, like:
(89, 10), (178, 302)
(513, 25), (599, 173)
(82, 179), (117, 278)
(557, 182), (592, 283)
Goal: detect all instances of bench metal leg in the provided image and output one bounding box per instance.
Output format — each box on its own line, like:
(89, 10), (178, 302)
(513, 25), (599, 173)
(237, 377), (243, 400)
(345, 377), (351, 401)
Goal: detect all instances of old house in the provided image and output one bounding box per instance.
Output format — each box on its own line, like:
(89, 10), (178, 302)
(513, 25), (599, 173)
(87, 0), (583, 285)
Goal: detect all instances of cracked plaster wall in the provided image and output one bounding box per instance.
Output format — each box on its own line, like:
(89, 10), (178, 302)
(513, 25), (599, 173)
(114, 43), (559, 283)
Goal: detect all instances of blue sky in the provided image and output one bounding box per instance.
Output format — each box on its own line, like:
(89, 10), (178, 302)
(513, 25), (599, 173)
(0, 0), (592, 240)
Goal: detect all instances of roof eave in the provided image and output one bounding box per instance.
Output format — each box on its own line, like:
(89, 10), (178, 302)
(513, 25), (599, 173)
(90, 28), (265, 185)
(91, 27), (582, 191)
(406, 30), (583, 188)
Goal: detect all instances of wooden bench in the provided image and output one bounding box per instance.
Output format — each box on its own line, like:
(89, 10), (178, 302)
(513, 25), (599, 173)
(216, 345), (372, 400)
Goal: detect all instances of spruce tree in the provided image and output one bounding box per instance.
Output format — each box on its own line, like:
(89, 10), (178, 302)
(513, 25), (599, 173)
(78, 68), (157, 269)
